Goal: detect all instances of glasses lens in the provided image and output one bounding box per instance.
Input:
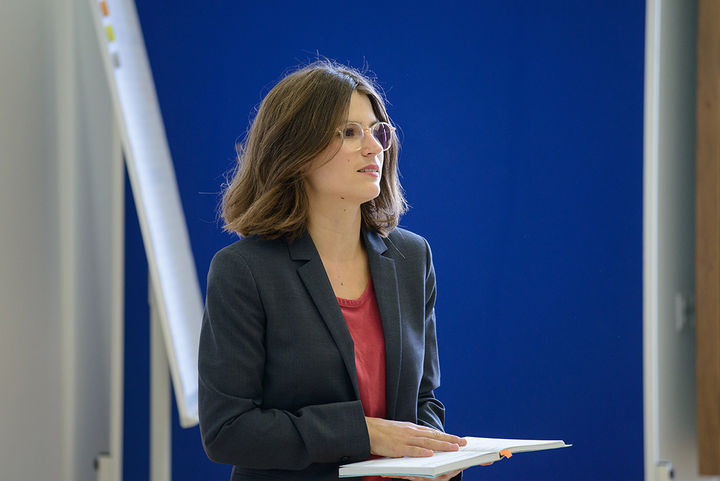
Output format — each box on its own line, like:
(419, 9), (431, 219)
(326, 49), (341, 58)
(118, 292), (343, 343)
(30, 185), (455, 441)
(342, 123), (363, 141)
(372, 123), (392, 151)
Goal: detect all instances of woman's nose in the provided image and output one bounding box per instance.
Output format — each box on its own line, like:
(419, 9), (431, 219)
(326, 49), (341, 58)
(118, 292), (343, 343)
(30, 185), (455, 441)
(361, 129), (383, 155)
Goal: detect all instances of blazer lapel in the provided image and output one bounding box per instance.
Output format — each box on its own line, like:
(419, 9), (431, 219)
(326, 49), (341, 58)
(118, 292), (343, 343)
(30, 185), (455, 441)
(364, 230), (402, 420)
(288, 232), (360, 400)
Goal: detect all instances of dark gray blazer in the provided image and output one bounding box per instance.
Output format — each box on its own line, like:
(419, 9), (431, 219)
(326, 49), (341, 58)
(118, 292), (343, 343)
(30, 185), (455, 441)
(198, 227), (448, 480)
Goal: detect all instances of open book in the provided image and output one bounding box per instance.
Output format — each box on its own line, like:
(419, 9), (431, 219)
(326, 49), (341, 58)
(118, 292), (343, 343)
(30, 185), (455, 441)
(338, 436), (570, 478)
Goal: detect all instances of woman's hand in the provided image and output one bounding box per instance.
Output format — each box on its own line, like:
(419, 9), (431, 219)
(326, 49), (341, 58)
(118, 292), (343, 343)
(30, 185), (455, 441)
(365, 417), (467, 458)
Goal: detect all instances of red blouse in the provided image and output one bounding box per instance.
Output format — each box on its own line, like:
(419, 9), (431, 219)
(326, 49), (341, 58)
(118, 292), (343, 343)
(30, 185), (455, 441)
(337, 279), (386, 481)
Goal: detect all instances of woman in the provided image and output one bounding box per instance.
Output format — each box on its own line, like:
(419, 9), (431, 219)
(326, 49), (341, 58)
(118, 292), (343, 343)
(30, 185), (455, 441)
(198, 61), (465, 481)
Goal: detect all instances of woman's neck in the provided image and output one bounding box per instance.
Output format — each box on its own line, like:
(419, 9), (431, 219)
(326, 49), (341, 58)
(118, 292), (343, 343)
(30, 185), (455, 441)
(306, 201), (364, 264)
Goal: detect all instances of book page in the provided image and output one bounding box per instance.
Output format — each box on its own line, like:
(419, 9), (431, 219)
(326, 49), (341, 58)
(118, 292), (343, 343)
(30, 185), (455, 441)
(462, 437), (566, 452)
(347, 449), (486, 469)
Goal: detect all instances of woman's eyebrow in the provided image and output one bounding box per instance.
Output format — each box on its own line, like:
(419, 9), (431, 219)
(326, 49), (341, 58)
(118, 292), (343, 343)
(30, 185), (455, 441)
(347, 119), (380, 127)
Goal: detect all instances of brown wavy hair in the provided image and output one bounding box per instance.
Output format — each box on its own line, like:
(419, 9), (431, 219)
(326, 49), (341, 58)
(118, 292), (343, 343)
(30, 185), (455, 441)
(221, 60), (407, 241)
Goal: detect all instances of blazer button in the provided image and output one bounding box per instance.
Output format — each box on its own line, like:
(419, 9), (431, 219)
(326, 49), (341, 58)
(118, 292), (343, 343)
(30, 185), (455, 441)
(340, 456), (350, 463)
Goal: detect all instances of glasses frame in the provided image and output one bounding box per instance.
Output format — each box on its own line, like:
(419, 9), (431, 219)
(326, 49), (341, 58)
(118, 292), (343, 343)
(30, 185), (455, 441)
(336, 121), (396, 152)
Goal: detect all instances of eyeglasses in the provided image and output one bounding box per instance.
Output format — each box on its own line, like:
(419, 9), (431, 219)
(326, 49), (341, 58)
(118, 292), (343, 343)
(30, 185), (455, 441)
(337, 121), (395, 152)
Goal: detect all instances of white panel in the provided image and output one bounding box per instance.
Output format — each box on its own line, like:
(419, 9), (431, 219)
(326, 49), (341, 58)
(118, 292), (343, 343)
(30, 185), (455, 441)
(73, 1), (119, 479)
(644, 1), (716, 480)
(644, 1), (661, 476)
(87, 0), (202, 427)
(0, 0), (118, 480)
(0, 1), (66, 479)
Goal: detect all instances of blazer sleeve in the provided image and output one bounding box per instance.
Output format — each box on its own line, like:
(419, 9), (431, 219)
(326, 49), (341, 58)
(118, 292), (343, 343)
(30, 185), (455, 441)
(198, 248), (371, 470)
(415, 238), (447, 432)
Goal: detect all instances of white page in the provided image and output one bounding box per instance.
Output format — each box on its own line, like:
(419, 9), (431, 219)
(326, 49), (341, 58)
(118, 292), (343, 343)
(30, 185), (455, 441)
(462, 437), (565, 452)
(349, 450), (486, 469)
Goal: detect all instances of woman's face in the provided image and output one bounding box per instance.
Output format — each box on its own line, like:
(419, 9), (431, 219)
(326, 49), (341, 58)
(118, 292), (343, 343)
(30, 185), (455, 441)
(305, 91), (385, 209)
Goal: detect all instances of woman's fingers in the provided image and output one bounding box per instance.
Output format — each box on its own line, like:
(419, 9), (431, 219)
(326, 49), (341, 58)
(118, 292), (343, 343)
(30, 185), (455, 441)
(417, 426), (467, 447)
(412, 437), (461, 453)
(393, 422), (465, 451)
(405, 427), (462, 452)
(365, 417), (466, 458)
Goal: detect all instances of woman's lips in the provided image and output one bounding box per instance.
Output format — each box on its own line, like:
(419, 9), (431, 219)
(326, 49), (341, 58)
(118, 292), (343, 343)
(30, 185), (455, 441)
(357, 164), (380, 177)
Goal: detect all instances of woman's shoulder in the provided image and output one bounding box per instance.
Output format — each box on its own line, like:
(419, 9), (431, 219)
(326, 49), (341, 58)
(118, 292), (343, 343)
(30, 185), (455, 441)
(216, 235), (285, 255)
(382, 227), (432, 259)
(386, 227), (428, 246)
(209, 236), (287, 275)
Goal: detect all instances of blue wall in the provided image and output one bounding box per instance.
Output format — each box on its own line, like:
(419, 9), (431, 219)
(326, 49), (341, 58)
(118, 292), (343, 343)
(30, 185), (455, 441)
(124, 2), (645, 480)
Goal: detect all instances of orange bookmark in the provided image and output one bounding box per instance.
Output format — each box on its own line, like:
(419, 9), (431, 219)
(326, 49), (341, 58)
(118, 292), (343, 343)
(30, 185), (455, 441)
(499, 449), (513, 459)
